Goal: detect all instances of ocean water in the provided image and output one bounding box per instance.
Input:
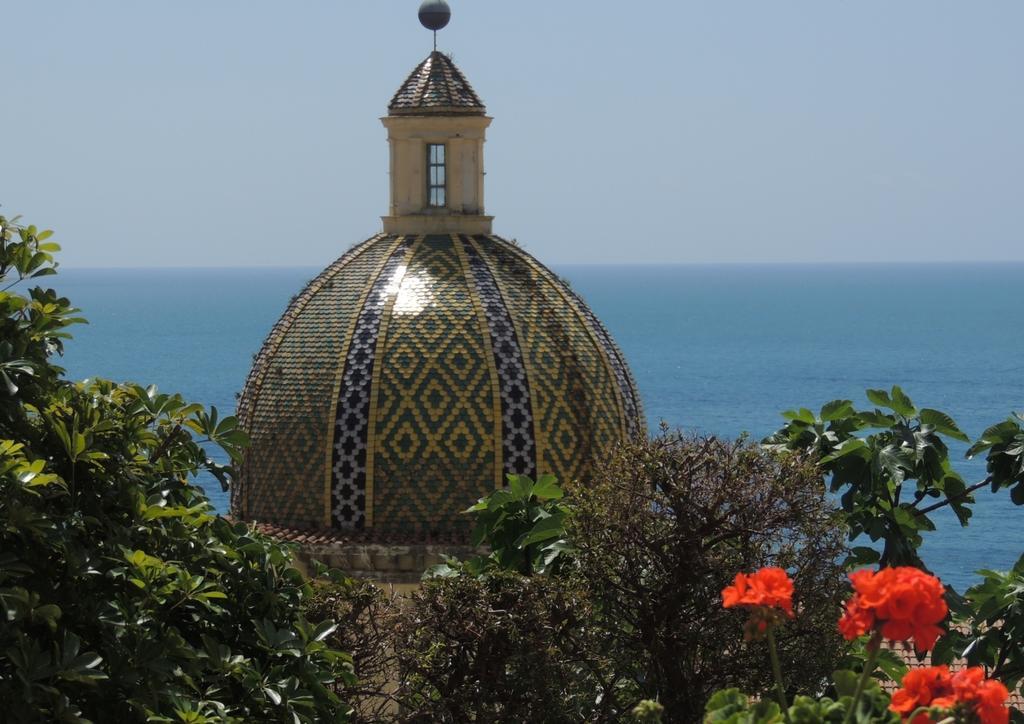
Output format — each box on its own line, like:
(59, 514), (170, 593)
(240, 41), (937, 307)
(55, 262), (1024, 591)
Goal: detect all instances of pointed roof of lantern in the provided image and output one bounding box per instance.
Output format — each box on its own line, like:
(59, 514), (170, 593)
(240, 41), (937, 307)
(388, 51), (486, 116)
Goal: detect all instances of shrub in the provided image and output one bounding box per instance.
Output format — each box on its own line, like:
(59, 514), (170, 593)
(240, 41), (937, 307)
(430, 473), (574, 578)
(0, 215), (353, 722)
(301, 483), (627, 722)
(301, 575), (400, 722)
(569, 434), (849, 722)
(344, 435), (850, 722)
(391, 570), (617, 723)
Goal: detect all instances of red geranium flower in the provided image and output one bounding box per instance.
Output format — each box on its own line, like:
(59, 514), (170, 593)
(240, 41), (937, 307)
(890, 666), (954, 724)
(722, 567), (794, 617)
(889, 665), (1009, 724)
(950, 668), (1010, 724)
(838, 567), (947, 652)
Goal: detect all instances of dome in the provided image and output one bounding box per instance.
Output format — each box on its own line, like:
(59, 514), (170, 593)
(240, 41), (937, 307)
(234, 233), (643, 534)
(233, 41), (643, 541)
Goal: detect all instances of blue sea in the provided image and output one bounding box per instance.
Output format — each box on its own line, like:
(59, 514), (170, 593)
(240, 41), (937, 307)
(56, 263), (1024, 591)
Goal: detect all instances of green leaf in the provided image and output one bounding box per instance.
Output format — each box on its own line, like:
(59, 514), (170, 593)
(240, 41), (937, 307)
(508, 474), (534, 501)
(33, 603), (62, 628)
(874, 648), (910, 682)
(847, 546), (881, 566)
(889, 386), (917, 417)
(532, 474), (563, 500)
(422, 561), (462, 579)
(199, 590), (227, 600)
(821, 438), (869, 463)
(832, 669), (860, 698)
(866, 388), (892, 409)
(782, 408), (816, 424)
(1, 370), (18, 396)
(312, 620), (338, 642)
(967, 419), (1019, 457)
(821, 399), (855, 422)
(876, 445), (913, 483)
(515, 514), (566, 548)
(919, 409), (970, 443)
(485, 489), (514, 510)
(858, 410), (895, 428)
(705, 688), (748, 713)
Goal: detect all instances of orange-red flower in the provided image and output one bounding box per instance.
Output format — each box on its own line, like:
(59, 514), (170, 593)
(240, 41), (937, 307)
(889, 665), (1009, 724)
(838, 567), (947, 652)
(890, 666), (954, 723)
(721, 567), (794, 617)
(950, 667), (1010, 724)
(838, 596), (875, 640)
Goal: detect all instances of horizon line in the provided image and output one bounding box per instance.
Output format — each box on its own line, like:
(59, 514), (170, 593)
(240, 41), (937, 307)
(58, 259), (1024, 271)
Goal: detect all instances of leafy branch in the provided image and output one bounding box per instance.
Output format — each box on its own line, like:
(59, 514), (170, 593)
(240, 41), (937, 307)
(764, 386), (1024, 570)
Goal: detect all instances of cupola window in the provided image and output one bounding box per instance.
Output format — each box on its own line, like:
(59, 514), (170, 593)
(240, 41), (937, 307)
(427, 143), (446, 207)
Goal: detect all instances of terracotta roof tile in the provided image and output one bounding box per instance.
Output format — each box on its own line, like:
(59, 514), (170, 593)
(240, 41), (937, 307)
(881, 639), (1023, 709)
(389, 51), (485, 115)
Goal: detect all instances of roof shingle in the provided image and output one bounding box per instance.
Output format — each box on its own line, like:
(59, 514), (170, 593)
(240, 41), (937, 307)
(388, 51), (485, 115)
(881, 639), (1023, 710)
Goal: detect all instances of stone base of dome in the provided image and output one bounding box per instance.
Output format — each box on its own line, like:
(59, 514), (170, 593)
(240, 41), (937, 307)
(244, 520), (480, 585)
(381, 213), (493, 235)
(291, 541), (480, 585)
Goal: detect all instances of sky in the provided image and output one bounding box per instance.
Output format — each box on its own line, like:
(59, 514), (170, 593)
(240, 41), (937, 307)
(3, 1), (1022, 267)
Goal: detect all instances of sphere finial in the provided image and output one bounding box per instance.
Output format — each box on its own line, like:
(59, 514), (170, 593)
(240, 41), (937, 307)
(419, 0), (451, 33)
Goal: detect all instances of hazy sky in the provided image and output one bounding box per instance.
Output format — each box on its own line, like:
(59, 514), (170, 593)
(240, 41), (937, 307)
(4, 2), (1022, 267)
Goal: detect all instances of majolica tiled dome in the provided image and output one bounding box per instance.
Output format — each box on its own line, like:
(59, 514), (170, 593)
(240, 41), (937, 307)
(235, 234), (642, 533)
(233, 46), (643, 537)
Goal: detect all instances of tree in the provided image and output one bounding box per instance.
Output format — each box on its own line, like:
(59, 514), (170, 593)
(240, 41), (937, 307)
(0, 214), (353, 722)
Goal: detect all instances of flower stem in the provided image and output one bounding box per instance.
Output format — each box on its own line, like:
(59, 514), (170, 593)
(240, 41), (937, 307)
(842, 631), (882, 724)
(766, 627), (790, 723)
